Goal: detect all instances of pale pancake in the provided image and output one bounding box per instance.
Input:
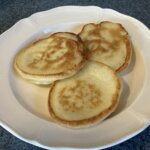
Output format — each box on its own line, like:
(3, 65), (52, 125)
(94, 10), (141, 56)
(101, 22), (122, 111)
(48, 61), (121, 128)
(14, 32), (87, 84)
(79, 21), (132, 72)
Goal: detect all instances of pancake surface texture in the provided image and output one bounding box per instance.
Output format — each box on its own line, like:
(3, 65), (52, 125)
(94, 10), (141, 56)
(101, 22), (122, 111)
(79, 21), (132, 72)
(14, 32), (87, 84)
(48, 61), (121, 128)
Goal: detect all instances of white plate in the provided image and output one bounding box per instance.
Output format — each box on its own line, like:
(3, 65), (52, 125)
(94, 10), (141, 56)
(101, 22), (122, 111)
(0, 6), (150, 150)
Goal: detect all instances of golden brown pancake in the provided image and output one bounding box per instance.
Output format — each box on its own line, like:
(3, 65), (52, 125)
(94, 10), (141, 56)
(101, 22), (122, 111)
(48, 61), (121, 128)
(79, 21), (132, 72)
(14, 32), (87, 85)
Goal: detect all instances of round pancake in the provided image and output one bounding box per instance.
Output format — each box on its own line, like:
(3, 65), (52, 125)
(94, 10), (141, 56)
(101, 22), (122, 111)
(14, 32), (87, 84)
(79, 21), (132, 72)
(48, 61), (121, 128)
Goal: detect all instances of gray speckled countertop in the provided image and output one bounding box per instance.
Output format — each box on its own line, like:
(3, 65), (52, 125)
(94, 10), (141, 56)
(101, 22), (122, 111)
(0, 0), (150, 150)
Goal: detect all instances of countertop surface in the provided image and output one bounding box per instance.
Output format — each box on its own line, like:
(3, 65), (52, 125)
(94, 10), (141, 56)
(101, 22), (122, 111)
(0, 0), (150, 150)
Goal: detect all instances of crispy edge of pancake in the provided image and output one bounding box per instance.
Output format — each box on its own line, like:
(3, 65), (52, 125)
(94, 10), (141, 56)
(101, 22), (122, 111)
(116, 37), (132, 72)
(78, 21), (132, 73)
(13, 58), (87, 85)
(52, 32), (80, 42)
(48, 61), (122, 128)
(13, 32), (88, 84)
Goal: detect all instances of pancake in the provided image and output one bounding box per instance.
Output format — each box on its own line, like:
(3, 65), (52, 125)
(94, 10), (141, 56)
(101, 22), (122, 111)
(48, 61), (121, 128)
(79, 21), (132, 72)
(14, 32), (87, 85)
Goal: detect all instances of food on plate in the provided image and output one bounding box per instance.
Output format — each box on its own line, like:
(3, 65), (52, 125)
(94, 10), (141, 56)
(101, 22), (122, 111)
(14, 32), (87, 85)
(48, 61), (121, 128)
(79, 21), (132, 72)
(13, 21), (133, 128)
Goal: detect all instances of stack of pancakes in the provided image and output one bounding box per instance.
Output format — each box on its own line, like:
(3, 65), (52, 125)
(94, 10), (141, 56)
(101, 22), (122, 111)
(14, 21), (132, 128)
(14, 32), (87, 85)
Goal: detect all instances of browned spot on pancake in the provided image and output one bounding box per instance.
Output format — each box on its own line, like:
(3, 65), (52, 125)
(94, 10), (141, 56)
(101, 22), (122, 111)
(88, 28), (100, 37)
(80, 22), (128, 59)
(66, 39), (77, 50)
(27, 37), (79, 70)
(59, 80), (101, 112)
